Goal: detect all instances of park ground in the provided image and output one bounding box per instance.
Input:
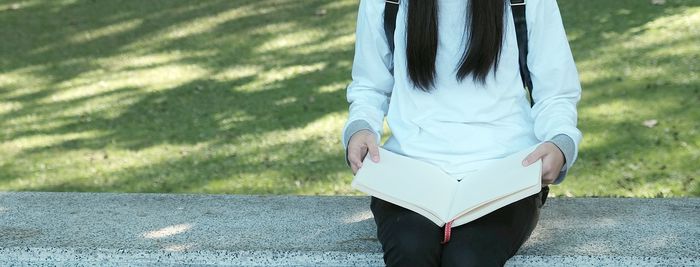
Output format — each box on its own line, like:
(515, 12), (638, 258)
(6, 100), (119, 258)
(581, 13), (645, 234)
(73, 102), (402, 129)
(0, 0), (698, 197)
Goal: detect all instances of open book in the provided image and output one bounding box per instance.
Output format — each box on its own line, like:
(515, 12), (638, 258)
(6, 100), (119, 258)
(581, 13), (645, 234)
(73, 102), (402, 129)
(351, 144), (542, 235)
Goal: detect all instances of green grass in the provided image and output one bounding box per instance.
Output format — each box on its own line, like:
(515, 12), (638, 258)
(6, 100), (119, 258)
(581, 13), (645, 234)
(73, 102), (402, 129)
(0, 0), (698, 197)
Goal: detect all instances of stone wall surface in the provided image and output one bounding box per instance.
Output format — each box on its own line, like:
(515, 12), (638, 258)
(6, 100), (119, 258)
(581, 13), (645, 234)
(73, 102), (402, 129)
(0, 192), (698, 266)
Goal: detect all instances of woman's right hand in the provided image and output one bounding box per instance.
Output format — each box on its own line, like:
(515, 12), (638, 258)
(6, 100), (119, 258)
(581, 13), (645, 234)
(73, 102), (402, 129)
(347, 129), (380, 175)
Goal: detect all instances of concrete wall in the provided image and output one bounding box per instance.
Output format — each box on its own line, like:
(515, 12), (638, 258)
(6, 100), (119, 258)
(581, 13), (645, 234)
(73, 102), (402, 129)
(1, 192), (698, 266)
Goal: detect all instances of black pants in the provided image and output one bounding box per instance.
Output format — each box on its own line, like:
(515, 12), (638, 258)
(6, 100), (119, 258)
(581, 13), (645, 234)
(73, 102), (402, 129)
(370, 186), (549, 267)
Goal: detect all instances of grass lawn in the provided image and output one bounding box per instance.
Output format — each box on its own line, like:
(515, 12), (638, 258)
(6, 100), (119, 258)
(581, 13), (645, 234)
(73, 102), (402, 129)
(0, 0), (698, 197)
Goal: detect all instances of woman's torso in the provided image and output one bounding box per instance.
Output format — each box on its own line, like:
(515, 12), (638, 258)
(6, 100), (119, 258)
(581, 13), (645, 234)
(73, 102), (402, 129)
(382, 0), (541, 177)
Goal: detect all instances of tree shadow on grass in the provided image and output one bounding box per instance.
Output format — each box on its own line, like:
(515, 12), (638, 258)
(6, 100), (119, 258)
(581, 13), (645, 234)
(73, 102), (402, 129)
(22, 137), (349, 195)
(14, 68), (346, 153)
(0, 0), (358, 193)
(572, 75), (698, 196)
(1, 0), (698, 195)
(1, 0), (355, 127)
(544, 0), (700, 196)
(556, 0), (700, 196)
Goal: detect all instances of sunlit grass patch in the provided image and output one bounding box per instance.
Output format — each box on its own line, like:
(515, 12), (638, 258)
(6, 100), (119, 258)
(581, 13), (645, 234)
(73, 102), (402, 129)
(556, 0), (699, 197)
(0, 0), (697, 196)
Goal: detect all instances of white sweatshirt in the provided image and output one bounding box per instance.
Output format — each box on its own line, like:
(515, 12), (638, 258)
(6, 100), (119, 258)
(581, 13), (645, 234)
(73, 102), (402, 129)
(342, 0), (582, 183)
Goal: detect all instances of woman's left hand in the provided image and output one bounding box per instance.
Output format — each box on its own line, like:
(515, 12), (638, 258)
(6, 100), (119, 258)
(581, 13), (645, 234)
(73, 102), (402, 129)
(522, 142), (565, 186)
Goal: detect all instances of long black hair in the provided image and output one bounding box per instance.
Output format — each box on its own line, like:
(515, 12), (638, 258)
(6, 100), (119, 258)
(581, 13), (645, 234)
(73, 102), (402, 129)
(405, 0), (506, 91)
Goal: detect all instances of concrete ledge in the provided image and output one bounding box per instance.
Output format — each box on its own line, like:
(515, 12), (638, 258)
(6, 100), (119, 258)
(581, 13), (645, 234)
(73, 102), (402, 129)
(1, 192), (698, 266)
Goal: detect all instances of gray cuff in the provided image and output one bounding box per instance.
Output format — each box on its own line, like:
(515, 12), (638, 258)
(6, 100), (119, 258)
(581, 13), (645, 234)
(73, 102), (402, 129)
(547, 134), (576, 184)
(343, 120), (374, 167)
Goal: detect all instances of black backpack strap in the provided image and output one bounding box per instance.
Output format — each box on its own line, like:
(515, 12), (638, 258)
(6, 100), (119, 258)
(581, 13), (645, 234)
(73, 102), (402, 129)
(384, 0), (399, 53)
(510, 0), (534, 107)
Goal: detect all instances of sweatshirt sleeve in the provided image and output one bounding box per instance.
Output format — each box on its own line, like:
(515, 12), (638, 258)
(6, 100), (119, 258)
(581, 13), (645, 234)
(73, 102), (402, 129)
(527, 0), (583, 183)
(341, 0), (394, 153)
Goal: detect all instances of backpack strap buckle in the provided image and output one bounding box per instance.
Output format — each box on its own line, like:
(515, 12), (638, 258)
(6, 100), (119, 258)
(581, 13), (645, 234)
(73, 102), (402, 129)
(510, 0), (526, 6)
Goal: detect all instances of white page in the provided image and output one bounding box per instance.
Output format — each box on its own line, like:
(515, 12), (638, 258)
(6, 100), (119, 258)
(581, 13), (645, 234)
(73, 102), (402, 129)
(450, 184), (541, 227)
(351, 147), (456, 224)
(449, 144), (542, 220)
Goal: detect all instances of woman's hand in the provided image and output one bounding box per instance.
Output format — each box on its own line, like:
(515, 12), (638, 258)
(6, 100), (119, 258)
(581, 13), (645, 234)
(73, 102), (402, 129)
(522, 142), (565, 186)
(347, 129), (380, 175)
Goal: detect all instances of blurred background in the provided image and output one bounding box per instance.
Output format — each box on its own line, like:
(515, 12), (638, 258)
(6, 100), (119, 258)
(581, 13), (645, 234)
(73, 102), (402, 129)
(0, 0), (697, 197)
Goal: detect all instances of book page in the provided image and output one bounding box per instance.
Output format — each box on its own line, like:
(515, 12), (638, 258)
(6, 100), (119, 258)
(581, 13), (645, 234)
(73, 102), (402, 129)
(351, 183), (447, 226)
(351, 147), (456, 225)
(448, 144), (542, 221)
(450, 184), (541, 227)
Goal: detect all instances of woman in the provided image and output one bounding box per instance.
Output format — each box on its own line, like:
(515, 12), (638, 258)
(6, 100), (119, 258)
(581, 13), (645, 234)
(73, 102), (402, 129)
(341, 0), (581, 266)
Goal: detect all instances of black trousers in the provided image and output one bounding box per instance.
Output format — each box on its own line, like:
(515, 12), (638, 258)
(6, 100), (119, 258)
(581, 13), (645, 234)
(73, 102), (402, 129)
(370, 186), (549, 267)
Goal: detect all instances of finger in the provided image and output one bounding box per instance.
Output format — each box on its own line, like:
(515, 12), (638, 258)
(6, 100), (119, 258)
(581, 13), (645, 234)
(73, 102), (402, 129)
(541, 161), (558, 184)
(541, 168), (551, 183)
(542, 173), (556, 185)
(541, 160), (552, 175)
(351, 148), (368, 175)
(540, 160), (552, 181)
(522, 146), (546, 166)
(359, 146), (369, 163)
(541, 151), (564, 184)
(347, 149), (362, 169)
(350, 147), (366, 173)
(545, 177), (555, 185)
(367, 141), (380, 163)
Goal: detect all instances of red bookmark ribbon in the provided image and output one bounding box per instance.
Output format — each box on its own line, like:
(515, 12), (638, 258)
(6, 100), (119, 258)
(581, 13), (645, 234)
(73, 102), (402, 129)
(441, 220), (455, 244)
